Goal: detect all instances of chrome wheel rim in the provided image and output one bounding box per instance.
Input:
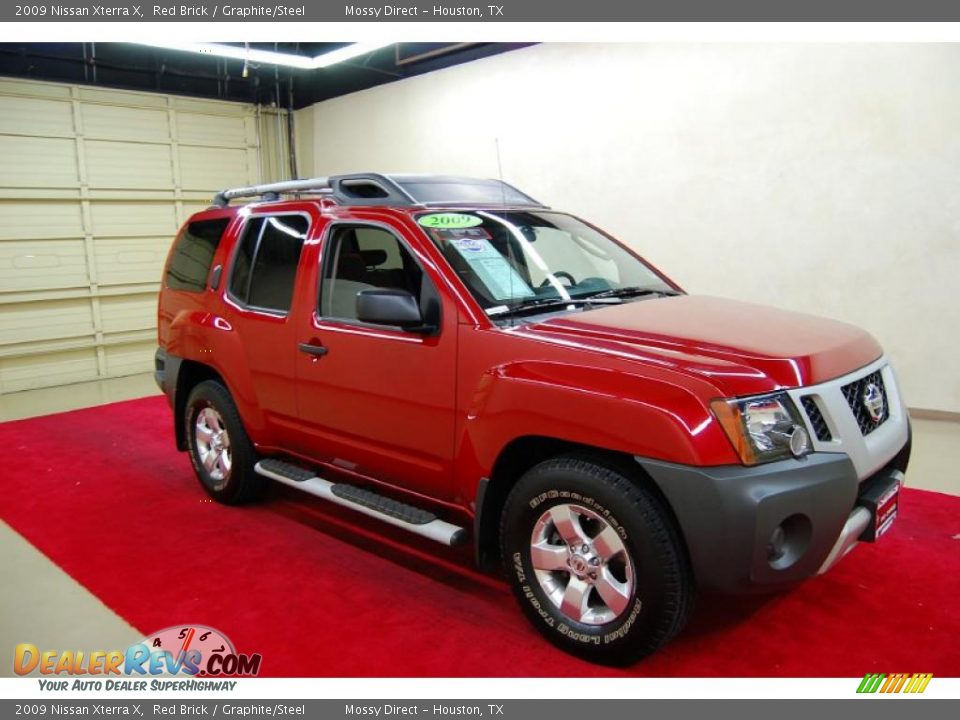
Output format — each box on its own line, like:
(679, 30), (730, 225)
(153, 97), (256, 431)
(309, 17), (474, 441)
(529, 503), (635, 626)
(194, 407), (232, 490)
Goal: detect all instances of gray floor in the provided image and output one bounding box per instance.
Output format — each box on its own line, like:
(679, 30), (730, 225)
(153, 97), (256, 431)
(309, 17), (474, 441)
(1, 375), (157, 676)
(1, 522), (142, 674)
(0, 373), (957, 677)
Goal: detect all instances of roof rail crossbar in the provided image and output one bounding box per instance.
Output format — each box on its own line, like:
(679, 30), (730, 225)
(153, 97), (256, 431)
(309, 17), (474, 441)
(212, 173), (545, 209)
(212, 173), (419, 208)
(213, 177), (332, 207)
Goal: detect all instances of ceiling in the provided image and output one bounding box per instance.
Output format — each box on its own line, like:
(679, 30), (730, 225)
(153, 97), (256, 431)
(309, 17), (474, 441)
(0, 42), (532, 110)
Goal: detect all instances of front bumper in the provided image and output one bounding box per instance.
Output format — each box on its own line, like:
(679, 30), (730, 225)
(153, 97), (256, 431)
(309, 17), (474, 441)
(637, 440), (910, 593)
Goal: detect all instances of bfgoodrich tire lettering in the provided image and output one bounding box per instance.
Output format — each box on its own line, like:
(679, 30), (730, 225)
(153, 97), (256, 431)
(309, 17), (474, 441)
(500, 456), (694, 665)
(184, 380), (265, 505)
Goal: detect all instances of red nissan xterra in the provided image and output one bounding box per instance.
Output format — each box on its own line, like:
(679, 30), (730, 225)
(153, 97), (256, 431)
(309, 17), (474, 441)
(156, 174), (910, 664)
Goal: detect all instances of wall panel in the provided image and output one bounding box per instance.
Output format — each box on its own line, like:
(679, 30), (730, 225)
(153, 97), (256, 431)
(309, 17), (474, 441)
(0, 78), (281, 394)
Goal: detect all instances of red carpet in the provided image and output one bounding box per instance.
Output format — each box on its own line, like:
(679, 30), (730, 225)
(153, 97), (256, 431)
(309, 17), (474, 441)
(1, 396), (958, 677)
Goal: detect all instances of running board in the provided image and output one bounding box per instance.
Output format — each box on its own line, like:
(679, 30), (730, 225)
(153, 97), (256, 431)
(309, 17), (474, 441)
(255, 459), (468, 547)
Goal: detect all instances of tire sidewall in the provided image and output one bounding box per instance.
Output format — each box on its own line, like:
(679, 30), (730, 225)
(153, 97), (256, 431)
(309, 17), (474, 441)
(502, 461), (682, 663)
(184, 381), (249, 503)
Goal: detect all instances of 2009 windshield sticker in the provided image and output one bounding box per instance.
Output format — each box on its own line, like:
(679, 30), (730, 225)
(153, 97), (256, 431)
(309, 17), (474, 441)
(418, 213), (483, 229)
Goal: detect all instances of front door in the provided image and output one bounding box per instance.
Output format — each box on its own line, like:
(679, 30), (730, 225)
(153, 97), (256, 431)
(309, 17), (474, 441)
(293, 219), (458, 500)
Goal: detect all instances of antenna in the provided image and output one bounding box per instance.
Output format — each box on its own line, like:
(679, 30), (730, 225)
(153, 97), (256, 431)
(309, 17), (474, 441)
(494, 137), (517, 327)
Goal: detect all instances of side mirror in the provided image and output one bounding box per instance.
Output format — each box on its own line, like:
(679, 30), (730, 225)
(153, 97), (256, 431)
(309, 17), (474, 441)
(356, 289), (431, 332)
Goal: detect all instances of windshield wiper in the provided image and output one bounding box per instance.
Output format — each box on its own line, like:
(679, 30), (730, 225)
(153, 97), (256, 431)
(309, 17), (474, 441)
(487, 296), (611, 318)
(487, 287), (678, 319)
(488, 293), (631, 318)
(582, 286), (680, 301)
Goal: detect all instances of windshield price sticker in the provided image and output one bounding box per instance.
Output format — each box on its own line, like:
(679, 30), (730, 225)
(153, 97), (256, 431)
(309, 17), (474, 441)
(448, 238), (535, 301)
(418, 213), (484, 229)
(430, 226), (491, 243)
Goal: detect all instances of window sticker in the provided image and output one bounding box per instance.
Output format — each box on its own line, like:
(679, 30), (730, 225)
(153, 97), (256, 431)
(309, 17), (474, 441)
(418, 213), (484, 229)
(447, 237), (535, 301)
(429, 226), (491, 243)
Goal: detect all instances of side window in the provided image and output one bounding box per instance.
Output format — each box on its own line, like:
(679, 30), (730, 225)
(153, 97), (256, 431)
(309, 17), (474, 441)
(228, 214), (308, 313)
(165, 218), (229, 292)
(319, 225), (424, 321)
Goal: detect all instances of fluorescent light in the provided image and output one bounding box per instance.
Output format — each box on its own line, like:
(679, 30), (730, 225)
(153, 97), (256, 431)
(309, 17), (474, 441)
(134, 42), (392, 70)
(136, 42), (315, 69)
(311, 41), (394, 68)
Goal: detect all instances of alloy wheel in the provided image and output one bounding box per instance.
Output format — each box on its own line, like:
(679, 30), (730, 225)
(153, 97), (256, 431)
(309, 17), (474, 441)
(529, 503), (636, 625)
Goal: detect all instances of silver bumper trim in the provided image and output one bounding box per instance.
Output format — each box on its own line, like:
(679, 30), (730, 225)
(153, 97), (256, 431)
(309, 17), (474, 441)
(817, 506), (871, 575)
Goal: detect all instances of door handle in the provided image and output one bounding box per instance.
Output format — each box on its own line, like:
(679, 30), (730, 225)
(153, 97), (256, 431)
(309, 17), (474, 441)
(298, 342), (329, 357)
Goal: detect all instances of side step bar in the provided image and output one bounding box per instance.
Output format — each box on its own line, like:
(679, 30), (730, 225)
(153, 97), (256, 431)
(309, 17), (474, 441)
(255, 459), (468, 547)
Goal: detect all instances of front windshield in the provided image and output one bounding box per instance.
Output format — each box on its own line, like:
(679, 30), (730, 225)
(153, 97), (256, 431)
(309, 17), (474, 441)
(419, 210), (675, 314)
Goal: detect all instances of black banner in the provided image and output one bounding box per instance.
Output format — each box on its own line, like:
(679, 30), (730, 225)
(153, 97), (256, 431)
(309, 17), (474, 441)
(0, 700), (958, 720)
(5, 0), (960, 22)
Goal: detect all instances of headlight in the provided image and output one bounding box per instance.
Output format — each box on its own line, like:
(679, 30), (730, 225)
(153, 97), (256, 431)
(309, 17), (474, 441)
(711, 392), (811, 465)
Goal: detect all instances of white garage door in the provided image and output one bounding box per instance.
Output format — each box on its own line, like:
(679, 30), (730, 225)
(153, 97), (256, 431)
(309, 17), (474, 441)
(0, 77), (284, 394)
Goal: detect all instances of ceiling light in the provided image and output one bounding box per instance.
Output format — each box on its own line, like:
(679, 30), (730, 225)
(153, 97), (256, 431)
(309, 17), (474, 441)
(133, 41), (392, 70)
(311, 41), (393, 68)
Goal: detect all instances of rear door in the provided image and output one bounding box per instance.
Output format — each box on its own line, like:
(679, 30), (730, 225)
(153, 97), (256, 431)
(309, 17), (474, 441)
(292, 214), (459, 500)
(220, 209), (315, 431)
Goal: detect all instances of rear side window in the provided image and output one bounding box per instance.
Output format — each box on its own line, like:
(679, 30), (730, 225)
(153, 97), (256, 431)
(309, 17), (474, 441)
(165, 218), (229, 292)
(228, 214), (308, 313)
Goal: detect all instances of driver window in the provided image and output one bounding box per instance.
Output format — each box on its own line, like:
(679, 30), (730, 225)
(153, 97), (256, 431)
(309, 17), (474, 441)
(319, 225), (424, 320)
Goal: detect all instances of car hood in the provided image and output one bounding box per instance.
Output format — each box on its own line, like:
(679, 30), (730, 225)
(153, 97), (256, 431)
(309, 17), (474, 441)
(520, 295), (882, 396)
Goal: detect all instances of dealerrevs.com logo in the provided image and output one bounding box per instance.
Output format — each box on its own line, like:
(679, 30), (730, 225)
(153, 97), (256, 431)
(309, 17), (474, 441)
(14, 625), (262, 684)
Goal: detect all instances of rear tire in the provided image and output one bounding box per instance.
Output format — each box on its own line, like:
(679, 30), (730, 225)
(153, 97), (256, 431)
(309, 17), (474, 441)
(500, 456), (694, 665)
(184, 380), (265, 505)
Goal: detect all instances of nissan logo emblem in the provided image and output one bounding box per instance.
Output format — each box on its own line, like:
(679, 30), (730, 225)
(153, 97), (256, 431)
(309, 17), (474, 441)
(862, 382), (885, 423)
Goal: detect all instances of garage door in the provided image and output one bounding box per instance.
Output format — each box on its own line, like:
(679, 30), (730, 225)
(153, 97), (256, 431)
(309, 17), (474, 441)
(0, 77), (285, 394)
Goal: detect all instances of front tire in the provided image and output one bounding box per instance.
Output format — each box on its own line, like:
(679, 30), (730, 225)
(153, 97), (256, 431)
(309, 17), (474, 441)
(500, 456), (694, 665)
(184, 380), (264, 505)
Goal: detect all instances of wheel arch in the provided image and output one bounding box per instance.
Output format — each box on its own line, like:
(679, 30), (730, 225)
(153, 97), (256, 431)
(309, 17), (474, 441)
(474, 435), (691, 573)
(173, 360), (227, 451)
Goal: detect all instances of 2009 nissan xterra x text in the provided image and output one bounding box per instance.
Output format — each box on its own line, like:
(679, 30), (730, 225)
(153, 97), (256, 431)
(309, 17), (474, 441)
(156, 174), (910, 664)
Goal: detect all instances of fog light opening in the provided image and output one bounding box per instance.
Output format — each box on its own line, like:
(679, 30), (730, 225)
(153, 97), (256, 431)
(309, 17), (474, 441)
(767, 525), (787, 563)
(767, 514), (813, 570)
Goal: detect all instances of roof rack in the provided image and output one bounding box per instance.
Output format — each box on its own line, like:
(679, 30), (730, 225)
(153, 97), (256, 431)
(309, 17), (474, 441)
(212, 173), (545, 209)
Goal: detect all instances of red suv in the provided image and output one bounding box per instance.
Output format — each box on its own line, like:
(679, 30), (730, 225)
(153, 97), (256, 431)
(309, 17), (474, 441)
(156, 173), (910, 665)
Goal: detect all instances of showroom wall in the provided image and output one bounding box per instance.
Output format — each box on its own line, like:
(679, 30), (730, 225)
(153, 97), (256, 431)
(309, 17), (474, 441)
(295, 43), (960, 413)
(0, 78), (289, 393)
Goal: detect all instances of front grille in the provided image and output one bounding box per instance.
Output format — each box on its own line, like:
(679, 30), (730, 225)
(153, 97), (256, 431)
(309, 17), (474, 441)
(841, 370), (889, 435)
(800, 396), (832, 441)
